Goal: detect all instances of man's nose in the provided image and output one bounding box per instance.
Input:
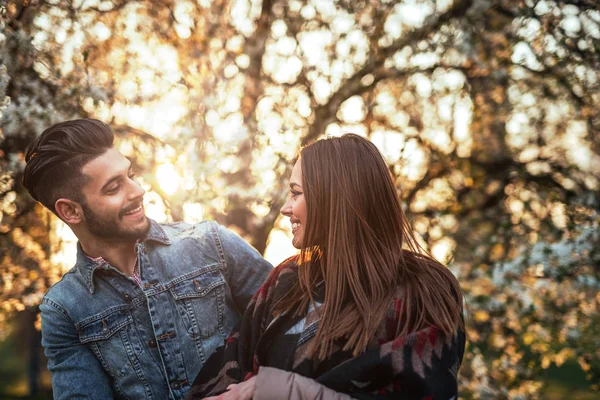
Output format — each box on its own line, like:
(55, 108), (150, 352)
(129, 179), (146, 199)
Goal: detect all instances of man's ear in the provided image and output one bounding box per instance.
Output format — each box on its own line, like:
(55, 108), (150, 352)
(55, 198), (83, 224)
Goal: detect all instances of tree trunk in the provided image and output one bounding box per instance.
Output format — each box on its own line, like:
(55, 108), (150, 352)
(26, 308), (41, 397)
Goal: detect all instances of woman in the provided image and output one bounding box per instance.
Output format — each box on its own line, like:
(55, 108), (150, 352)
(187, 134), (465, 399)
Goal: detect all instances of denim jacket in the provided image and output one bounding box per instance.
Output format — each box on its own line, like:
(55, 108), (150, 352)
(40, 219), (272, 400)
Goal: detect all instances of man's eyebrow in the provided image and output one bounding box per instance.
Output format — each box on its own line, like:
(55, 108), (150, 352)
(100, 161), (132, 192)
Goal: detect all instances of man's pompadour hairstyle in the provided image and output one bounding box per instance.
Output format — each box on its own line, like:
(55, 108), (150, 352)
(22, 118), (115, 216)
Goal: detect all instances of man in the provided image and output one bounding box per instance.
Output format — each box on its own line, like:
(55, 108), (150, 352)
(22, 119), (272, 399)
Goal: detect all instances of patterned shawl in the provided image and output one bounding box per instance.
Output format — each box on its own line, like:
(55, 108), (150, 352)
(186, 255), (465, 400)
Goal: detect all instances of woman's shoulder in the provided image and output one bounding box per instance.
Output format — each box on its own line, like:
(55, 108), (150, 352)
(401, 250), (461, 285)
(273, 254), (301, 274)
(253, 255), (300, 297)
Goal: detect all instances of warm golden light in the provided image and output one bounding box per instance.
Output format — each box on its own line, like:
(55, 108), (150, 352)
(156, 163), (181, 196)
(264, 215), (299, 266)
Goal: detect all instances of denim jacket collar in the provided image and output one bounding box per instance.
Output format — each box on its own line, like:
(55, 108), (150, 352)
(76, 219), (171, 293)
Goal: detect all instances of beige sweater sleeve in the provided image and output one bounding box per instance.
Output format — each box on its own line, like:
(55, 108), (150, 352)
(253, 367), (355, 400)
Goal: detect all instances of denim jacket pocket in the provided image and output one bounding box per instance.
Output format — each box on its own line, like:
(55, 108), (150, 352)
(170, 266), (226, 338)
(78, 308), (142, 380)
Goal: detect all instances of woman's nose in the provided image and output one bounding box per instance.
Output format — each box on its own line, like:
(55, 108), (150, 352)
(280, 198), (292, 216)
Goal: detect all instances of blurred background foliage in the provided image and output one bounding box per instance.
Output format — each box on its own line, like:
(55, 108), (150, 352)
(0, 0), (599, 398)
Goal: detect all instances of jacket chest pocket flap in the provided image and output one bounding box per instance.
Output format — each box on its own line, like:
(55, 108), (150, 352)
(169, 268), (225, 337)
(77, 309), (139, 378)
(78, 309), (132, 342)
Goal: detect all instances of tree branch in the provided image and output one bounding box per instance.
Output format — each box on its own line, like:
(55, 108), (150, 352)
(303, 0), (474, 145)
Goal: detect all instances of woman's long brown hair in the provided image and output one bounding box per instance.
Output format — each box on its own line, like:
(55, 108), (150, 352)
(275, 134), (463, 360)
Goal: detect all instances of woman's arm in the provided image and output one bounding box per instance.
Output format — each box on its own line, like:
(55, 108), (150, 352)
(186, 261), (298, 399)
(254, 367), (354, 400)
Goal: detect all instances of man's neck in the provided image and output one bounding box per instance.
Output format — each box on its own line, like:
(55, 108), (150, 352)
(80, 238), (138, 276)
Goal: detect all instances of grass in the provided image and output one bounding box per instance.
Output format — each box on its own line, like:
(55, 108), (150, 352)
(539, 361), (597, 400)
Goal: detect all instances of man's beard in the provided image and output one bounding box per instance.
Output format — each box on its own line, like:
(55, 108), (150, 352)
(81, 202), (150, 241)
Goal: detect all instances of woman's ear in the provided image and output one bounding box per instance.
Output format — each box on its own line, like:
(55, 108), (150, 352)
(55, 198), (83, 224)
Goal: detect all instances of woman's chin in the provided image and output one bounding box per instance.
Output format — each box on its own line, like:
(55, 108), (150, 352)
(291, 237), (302, 249)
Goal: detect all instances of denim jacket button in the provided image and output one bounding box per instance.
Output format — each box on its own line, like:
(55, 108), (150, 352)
(123, 293), (132, 302)
(148, 338), (157, 348)
(171, 381), (181, 390)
